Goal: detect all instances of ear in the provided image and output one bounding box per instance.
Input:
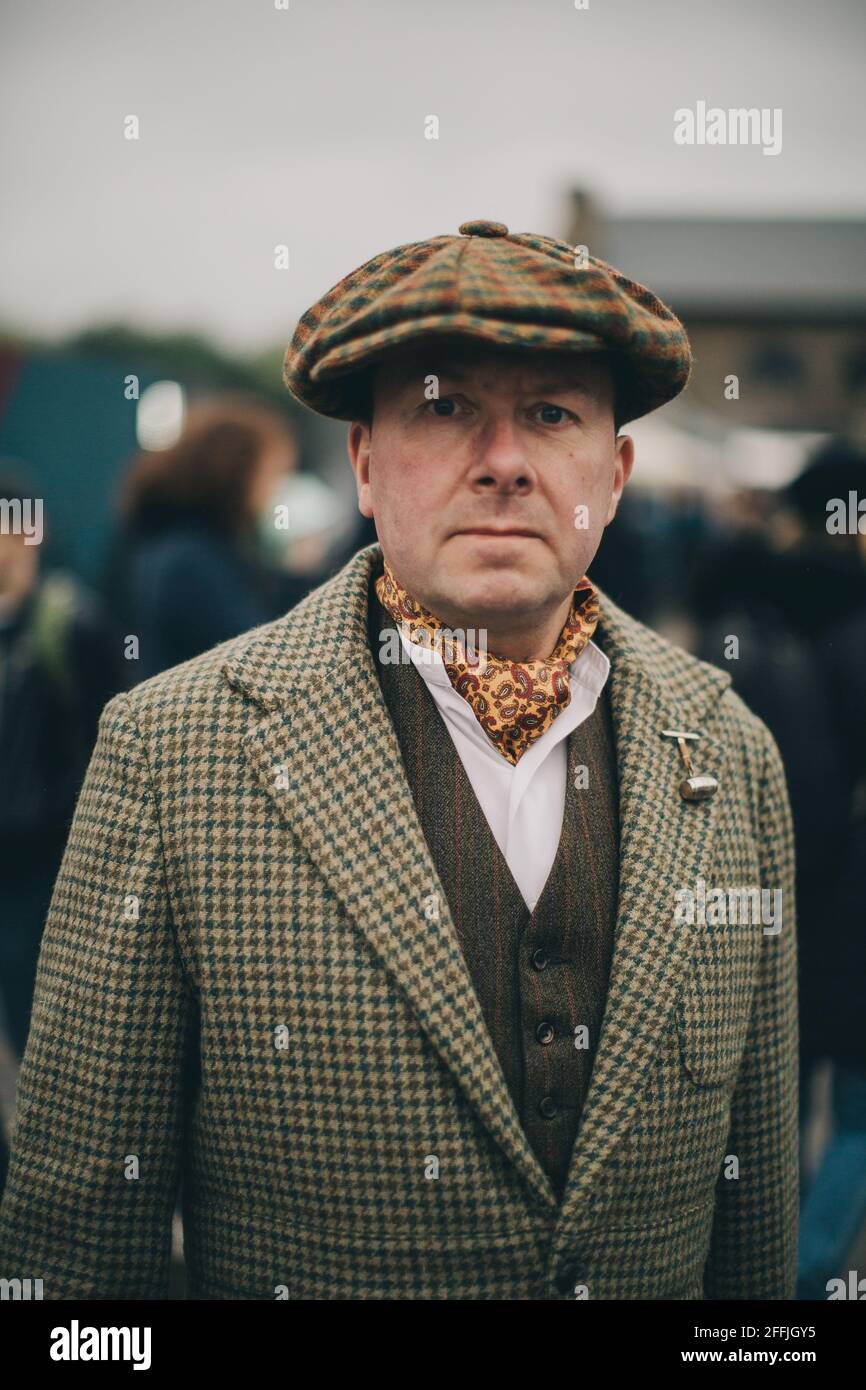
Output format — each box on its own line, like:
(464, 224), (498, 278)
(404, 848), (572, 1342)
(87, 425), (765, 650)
(604, 433), (635, 525)
(347, 421), (374, 518)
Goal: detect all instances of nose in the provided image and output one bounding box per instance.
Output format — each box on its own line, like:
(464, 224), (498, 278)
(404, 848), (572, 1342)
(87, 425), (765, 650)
(467, 414), (536, 496)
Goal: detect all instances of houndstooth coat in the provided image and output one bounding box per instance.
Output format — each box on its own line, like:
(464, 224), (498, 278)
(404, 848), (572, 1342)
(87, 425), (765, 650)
(0, 543), (798, 1300)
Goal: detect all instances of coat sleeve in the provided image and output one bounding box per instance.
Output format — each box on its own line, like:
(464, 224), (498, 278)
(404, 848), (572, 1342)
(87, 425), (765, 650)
(0, 692), (195, 1299)
(703, 724), (800, 1299)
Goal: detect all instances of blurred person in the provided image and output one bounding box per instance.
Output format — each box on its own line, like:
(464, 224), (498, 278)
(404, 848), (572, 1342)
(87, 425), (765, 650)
(588, 486), (708, 627)
(785, 443), (866, 1299)
(111, 395), (311, 681)
(690, 440), (866, 1298)
(795, 600), (866, 1299)
(255, 466), (347, 583)
(0, 470), (122, 1072)
(0, 223), (798, 1300)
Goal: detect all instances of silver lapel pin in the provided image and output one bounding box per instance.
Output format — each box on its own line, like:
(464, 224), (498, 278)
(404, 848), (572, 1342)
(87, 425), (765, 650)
(660, 729), (719, 803)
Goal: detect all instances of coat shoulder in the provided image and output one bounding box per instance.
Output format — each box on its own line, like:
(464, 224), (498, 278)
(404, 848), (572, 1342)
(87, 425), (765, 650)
(101, 549), (371, 739)
(102, 605), (307, 745)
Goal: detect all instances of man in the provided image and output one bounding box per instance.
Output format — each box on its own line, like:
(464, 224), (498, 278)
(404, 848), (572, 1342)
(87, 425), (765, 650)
(0, 220), (798, 1300)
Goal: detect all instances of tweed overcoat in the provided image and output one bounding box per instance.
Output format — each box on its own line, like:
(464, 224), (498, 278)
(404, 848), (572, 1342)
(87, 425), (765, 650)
(0, 543), (799, 1300)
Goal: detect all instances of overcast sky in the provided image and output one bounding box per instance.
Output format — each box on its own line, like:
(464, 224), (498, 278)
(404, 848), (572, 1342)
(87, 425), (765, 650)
(2, 0), (864, 353)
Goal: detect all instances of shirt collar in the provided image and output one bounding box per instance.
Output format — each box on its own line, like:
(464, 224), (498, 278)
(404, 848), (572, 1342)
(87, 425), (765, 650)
(396, 623), (611, 700)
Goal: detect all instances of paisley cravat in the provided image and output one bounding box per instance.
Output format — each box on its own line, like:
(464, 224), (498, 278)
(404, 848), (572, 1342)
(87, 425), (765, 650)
(375, 560), (600, 765)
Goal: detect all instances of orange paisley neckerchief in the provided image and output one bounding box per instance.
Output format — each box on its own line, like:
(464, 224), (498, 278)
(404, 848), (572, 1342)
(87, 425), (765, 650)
(375, 559), (600, 766)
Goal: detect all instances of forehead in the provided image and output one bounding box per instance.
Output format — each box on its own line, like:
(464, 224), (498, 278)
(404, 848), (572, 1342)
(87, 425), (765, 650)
(374, 339), (611, 396)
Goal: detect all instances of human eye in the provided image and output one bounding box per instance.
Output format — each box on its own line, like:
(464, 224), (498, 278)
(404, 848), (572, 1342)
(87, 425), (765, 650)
(529, 402), (578, 426)
(423, 395), (464, 417)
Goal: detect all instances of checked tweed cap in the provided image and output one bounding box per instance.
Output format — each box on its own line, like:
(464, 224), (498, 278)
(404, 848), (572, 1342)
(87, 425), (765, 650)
(283, 218), (693, 424)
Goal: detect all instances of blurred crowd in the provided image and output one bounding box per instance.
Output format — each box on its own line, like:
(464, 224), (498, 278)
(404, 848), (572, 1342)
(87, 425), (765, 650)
(0, 400), (864, 1299)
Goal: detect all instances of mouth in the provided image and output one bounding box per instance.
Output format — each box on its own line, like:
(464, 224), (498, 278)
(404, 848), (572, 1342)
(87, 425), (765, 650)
(453, 527), (541, 539)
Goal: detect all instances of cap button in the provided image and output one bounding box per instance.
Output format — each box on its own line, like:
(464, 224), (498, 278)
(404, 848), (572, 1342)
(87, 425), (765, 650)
(458, 219), (509, 238)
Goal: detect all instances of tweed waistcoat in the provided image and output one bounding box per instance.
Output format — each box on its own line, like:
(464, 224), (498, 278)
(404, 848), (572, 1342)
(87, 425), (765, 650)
(371, 586), (620, 1197)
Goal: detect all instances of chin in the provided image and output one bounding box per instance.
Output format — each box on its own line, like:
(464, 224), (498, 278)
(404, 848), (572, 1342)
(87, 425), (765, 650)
(448, 575), (543, 621)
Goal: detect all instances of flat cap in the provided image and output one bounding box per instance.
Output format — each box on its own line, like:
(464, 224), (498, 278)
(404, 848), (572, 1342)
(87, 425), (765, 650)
(283, 219), (692, 424)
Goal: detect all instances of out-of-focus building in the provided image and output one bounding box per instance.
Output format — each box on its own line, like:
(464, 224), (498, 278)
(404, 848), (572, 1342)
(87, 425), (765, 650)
(565, 191), (866, 485)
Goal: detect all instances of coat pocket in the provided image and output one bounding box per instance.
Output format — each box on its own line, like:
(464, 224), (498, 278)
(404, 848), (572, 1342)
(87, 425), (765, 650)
(676, 926), (757, 1088)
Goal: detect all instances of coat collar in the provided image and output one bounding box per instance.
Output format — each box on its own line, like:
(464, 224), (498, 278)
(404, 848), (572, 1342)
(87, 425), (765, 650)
(224, 544), (734, 1218)
(223, 541), (731, 721)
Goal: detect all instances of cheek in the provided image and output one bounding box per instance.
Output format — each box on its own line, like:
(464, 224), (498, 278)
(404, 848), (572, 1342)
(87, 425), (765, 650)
(561, 452), (614, 532)
(372, 439), (444, 519)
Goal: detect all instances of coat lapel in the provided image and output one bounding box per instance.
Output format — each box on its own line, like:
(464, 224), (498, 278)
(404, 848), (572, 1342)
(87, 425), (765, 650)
(550, 592), (732, 1257)
(224, 544), (559, 1210)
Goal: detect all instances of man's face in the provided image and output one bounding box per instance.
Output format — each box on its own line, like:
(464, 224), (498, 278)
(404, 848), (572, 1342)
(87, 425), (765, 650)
(347, 339), (634, 629)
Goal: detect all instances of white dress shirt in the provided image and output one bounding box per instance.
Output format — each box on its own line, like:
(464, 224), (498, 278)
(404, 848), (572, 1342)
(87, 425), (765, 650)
(395, 626), (611, 911)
